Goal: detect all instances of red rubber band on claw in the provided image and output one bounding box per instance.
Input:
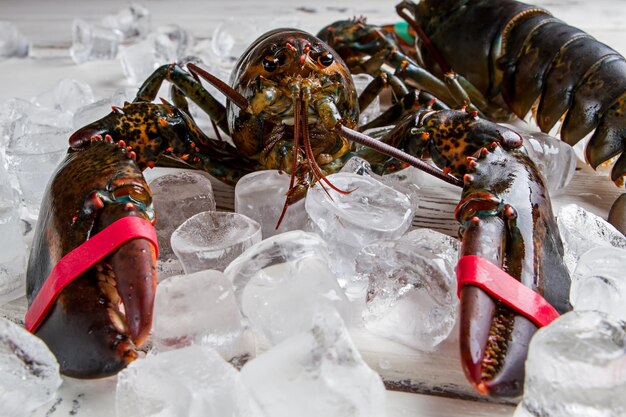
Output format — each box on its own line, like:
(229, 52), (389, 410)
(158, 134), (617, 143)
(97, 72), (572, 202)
(456, 255), (559, 328)
(25, 216), (158, 333)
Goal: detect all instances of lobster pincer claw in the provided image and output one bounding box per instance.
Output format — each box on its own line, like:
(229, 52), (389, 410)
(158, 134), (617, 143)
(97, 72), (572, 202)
(454, 144), (571, 398)
(26, 140), (158, 378)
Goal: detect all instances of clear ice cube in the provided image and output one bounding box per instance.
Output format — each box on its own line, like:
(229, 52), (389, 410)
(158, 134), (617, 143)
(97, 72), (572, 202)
(152, 270), (249, 360)
(72, 98), (113, 130)
(101, 3), (151, 41)
(33, 78), (95, 114)
(570, 247), (626, 322)
(211, 17), (261, 65)
(240, 309), (387, 417)
(517, 311), (626, 417)
(70, 19), (121, 64)
(119, 32), (178, 85)
(155, 24), (193, 61)
(305, 172), (413, 277)
(0, 296), (27, 326)
(357, 228), (459, 351)
(352, 74), (382, 126)
(0, 21), (30, 58)
(150, 171), (216, 260)
(340, 155), (421, 213)
(557, 204), (626, 274)
(503, 123), (577, 194)
(224, 230), (349, 345)
(110, 86), (138, 107)
(171, 211), (261, 274)
(0, 159), (27, 304)
(0, 318), (62, 416)
(234, 170), (309, 239)
(117, 345), (262, 417)
(5, 140), (67, 219)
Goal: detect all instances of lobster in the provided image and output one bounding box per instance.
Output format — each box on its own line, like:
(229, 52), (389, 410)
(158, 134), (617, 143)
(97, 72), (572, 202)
(26, 23), (570, 399)
(318, 0), (626, 232)
(26, 28), (446, 378)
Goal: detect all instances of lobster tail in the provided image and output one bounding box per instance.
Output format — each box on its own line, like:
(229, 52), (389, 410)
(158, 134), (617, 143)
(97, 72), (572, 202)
(406, 0), (626, 185)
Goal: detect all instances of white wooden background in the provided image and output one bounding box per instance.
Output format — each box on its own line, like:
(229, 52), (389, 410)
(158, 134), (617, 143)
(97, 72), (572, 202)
(1, 1), (625, 416)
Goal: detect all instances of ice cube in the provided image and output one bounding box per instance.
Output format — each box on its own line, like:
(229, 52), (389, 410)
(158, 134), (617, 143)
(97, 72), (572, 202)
(101, 3), (151, 41)
(117, 345), (261, 417)
(0, 318), (62, 416)
(72, 98), (113, 129)
(340, 156), (374, 177)
(0, 155), (27, 305)
(340, 156), (421, 213)
(357, 228), (459, 351)
(5, 138), (67, 219)
(156, 258), (185, 282)
(70, 19), (121, 64)
(502, 124), (577, 194)
(352, 74), (382, 126)
(150, 171), (216, 260)
(33, 79), (95, 114)
(240, 309), (386, 417)
(234, 170), (309, 239)
(0, 21), (30, 58)
(211, 17), (261, 65)
(0, 297), (27, 326)
(0, 204), (27, 303)
(517, 311), (626, 417)
(569, 247), (626, 322)
(305, 172), (413, 277)
(119, 32), (178, 85)
(224, 230), (349, 344)
(10, 107), (73, 141)
(110, 87), (138, 107)
(155, 24), (193, 61)
(152, 270), (249, 360)
(557, 204), (626, 274)
(171, 211), (261, 274)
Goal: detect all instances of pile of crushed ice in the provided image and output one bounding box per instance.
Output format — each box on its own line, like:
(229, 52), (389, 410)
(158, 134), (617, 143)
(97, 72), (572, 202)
(1, 4), (625, 417)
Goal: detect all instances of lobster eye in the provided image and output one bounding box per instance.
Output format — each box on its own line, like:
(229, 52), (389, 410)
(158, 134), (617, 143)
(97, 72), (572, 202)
(263, 56), (278, 72)
(318, 51), (334, 67)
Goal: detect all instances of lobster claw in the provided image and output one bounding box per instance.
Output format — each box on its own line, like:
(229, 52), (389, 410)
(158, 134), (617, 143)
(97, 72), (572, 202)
(26, 140), (157, 378)
(454, 144), (570, 398)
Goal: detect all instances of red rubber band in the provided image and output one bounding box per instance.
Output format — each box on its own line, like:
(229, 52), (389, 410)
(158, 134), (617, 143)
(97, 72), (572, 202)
(25, 216), (158, 333)
(456, 255), (559, 328)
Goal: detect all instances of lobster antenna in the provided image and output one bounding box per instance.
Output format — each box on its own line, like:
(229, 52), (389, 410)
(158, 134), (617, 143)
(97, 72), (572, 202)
(336, 124), (463, 188)
(187, 63), (249, 110)
(396, 3), (453, 75)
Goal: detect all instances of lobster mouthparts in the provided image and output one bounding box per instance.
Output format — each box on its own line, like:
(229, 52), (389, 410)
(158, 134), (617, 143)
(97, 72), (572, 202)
(27, 141), (157, 378)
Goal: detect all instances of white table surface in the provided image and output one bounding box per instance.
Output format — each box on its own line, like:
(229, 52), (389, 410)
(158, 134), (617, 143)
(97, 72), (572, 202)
(2, 1), (626, 416)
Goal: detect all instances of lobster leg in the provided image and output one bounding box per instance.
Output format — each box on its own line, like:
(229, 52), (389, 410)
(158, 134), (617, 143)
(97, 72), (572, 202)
(134, 63), (249, 135)
(69, 101), (257, 186)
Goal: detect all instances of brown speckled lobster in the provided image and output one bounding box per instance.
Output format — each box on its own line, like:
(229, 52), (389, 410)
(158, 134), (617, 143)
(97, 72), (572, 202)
(27, 1), (576, 399)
